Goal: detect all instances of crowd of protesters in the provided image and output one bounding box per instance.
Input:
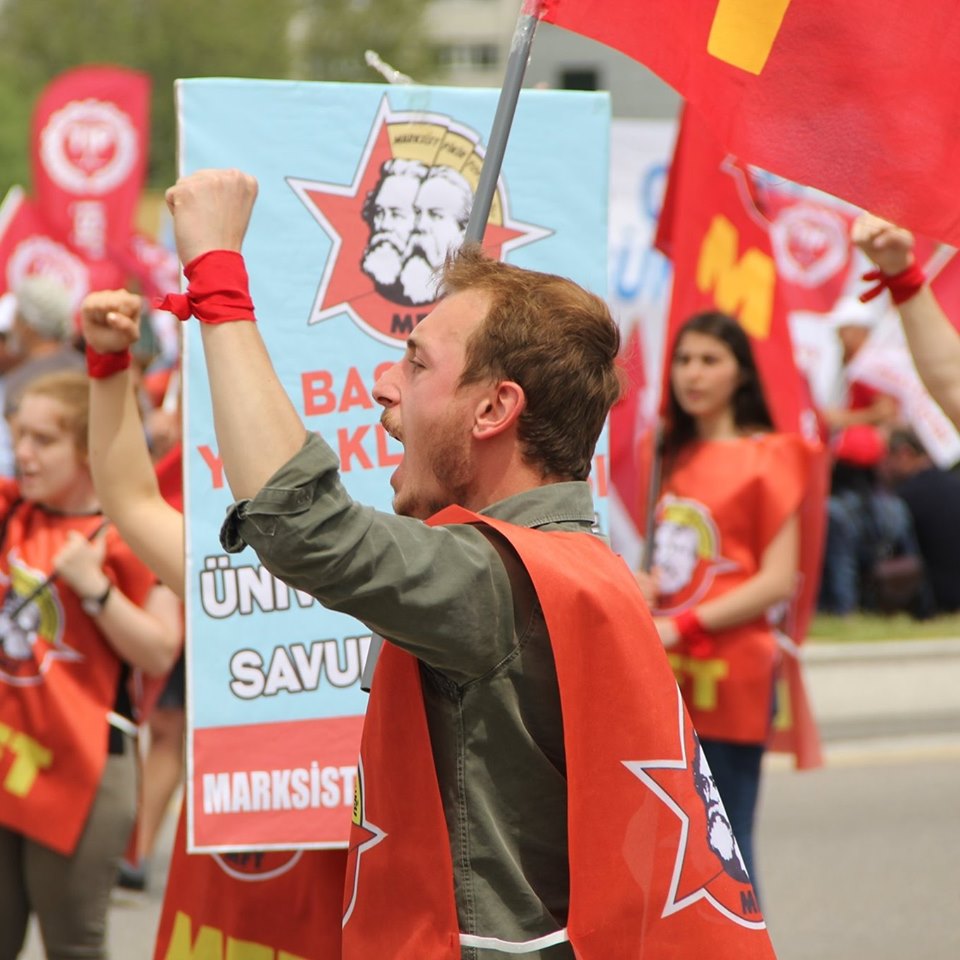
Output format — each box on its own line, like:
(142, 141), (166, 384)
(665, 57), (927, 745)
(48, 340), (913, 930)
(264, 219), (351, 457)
(1, 190), (960, 958)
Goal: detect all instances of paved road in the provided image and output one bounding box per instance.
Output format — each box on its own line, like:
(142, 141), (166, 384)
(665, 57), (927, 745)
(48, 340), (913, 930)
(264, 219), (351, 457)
(760, 736), (960, 960)
(21, 735), (960, 959)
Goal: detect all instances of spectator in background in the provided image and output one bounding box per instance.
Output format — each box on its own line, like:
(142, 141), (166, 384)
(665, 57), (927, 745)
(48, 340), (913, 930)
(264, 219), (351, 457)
(817, 296), (918, 614)
(0, 370), (181, 960)
(885, 429), (960, 614)
(2, 275), (84, 424)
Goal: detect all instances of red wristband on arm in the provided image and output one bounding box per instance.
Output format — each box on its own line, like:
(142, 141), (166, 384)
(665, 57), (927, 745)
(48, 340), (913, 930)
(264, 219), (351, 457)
(153, 250), (256, 324)
(860, 261), (927, 305)
(85, 344), (131, 379)
(672, 608), (715, 658)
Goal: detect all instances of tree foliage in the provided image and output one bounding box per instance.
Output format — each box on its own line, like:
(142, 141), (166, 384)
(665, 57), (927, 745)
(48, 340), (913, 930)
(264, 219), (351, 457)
(0, 0), (434, 192)
(293, 0), (435, 85)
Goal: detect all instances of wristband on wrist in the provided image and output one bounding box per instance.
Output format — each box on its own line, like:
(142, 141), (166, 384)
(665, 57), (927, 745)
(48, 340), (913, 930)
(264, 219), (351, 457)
(672, 608), (715, 658)
(860, 261), (927, 305)
(154, 249), (256, 324)
(85, 344), (131, 379)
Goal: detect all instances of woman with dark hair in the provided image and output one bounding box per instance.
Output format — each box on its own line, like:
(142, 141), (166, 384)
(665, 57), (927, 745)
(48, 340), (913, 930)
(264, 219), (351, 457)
(637, 311), (809, 891)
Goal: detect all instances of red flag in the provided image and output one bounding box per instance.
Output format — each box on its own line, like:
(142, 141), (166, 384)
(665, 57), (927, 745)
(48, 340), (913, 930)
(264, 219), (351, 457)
(656, 108), (813, 433)
(655, 107), (825, 767)
(122, 232), (181, 301)
(757, 185), (855, 316)
(31, 65), (149, 271)
(927, 248), (960, 334)
(541, 0), (960, 246)
(154, 808), (345, 960)
(0, 186), (91, 311)
(609, 323), (649, 536)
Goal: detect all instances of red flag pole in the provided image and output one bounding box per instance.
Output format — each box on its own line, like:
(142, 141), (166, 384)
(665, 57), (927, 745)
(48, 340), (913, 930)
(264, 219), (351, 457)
(464, 0), (545, 244)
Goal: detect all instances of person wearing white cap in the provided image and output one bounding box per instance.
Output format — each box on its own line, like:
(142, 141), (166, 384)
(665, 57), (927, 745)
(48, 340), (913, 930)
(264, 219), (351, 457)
(3, 274), (85, 424)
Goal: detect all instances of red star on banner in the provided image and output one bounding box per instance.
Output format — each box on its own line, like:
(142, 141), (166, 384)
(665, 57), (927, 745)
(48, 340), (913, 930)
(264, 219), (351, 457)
(622, 689), (765, 929)
(288, 96), (550, 347)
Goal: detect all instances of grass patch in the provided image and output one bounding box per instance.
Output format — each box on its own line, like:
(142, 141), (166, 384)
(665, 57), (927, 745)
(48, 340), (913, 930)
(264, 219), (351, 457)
(808, 612), (960, 643)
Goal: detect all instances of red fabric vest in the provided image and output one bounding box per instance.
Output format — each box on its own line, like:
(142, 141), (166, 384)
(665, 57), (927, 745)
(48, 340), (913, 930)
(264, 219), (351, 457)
(653, 434), (809, 743)
(342, 507), (778, 958)
(0, 485), (154, 854)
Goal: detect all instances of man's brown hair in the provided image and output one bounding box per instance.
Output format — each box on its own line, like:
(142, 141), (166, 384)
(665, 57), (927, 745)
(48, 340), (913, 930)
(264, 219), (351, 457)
(444, 246), (621, 481)
(20, 369), (90, 456)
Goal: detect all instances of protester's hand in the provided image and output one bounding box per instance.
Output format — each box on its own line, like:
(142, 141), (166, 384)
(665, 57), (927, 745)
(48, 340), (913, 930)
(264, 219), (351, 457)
(653, 616), (680, 649)
(851, 213), (915, 275)
(165, 168), (258, 266)
(81, 290), (142, 355)
(54, 528), (110, 600)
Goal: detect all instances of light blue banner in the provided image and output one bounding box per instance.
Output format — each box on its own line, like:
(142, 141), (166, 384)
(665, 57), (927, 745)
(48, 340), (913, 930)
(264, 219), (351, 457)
(179, 78), (610, 743)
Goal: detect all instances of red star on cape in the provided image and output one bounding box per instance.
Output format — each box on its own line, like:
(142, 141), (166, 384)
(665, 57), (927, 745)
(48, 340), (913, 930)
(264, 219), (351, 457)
(342, 758), (387, 927)
(622, 688), (766, 929)
(288, 96), (550, 347)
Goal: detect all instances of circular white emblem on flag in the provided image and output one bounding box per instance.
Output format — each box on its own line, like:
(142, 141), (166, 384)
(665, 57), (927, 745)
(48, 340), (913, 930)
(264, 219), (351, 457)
(7, 237), (89, 308)
(39, 99), (138, 195)
(769, 202), (848, 288)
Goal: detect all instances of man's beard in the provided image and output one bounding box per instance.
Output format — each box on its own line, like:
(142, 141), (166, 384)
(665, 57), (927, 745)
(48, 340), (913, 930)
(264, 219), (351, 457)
(393, 412), (474, 520)
(361, 235), (405, 287)
(398, 249), (441, 306)
(706, 811), (749, 883)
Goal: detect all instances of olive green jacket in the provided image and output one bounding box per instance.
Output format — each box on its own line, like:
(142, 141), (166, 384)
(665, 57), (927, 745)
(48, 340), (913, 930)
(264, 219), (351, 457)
(221, 433), (601, 959)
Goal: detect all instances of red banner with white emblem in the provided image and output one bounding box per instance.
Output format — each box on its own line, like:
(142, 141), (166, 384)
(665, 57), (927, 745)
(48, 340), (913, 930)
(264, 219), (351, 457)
(0, 186), (91, 312)
(30, 64), (149, 286)
(542, 0), (960, 247)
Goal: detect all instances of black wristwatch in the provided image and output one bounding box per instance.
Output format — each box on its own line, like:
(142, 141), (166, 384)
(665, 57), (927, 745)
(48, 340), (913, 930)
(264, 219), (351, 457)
(81, 582), (113, 616)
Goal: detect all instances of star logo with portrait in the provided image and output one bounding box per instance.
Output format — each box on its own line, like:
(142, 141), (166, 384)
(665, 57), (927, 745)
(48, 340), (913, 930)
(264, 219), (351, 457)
(623, 688), (765, 928)
(288, 95), (550, 347)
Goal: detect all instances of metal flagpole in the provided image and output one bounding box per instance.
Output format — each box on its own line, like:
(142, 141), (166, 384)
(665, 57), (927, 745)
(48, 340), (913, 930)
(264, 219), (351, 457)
(364, 3), (544, 692)
(464, 0), (545, 244)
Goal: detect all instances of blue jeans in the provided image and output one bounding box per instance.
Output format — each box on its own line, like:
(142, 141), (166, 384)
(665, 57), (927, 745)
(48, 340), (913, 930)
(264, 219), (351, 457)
(699, 738), (764, 896)
(818, 488), (919, 614)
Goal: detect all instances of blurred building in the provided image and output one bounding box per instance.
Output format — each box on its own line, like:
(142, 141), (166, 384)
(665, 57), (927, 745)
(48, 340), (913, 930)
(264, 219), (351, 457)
(427, 1), (679, 119)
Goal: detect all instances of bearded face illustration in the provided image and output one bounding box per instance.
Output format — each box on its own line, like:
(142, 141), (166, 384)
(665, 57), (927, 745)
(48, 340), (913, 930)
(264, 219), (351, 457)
(360, 159), (428, 297)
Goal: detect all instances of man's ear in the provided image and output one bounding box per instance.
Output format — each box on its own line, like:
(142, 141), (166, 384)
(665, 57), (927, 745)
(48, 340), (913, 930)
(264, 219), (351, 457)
(473, 381), (525, 440)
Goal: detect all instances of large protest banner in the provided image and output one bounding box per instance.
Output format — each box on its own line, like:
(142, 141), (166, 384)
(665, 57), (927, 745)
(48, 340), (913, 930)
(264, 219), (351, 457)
(178, 79), (611, 850)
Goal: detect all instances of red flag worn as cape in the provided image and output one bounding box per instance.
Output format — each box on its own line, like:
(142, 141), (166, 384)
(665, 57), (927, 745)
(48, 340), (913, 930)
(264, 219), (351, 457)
(345, 507), (778, 957)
